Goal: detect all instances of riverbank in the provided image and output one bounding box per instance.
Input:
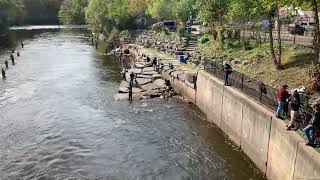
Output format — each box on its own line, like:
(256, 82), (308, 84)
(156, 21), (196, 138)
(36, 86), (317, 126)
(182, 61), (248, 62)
(126, 41), (320, 179)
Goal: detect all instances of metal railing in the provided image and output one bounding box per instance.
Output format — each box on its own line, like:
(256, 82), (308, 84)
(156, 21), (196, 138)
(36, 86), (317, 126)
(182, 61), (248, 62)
(203, 59), (313, 124)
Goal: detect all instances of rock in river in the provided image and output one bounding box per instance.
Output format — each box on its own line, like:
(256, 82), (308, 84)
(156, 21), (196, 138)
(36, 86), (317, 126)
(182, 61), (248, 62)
(128, 68), (142, 74)
(143, 67), (155, 72)
(152, 74), (162, 80)
(141, 83), (160, 91)
(136, 78), (152, 85)
(137, 74), (152, 79)
(142, 71), (158, 76)
(153, 79), (166, 88)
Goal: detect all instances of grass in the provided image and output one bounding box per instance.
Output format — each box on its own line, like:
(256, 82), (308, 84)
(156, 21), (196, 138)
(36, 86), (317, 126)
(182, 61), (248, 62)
(198, 35), (315, 91)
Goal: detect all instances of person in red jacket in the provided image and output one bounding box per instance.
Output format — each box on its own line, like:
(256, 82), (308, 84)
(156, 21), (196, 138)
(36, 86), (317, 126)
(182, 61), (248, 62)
(276, 84), (289, 119)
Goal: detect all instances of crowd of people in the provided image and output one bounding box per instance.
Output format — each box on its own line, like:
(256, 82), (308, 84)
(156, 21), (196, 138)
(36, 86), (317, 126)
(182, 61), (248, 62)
(1, 41), (24, 79)
(276, 84), (320, 147)
(221, 62), (319, 147)
(119, 53), (174, 102)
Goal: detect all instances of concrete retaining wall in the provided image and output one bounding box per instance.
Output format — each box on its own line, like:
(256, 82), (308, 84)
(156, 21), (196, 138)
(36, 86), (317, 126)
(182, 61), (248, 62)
(163, 69), (320, 180)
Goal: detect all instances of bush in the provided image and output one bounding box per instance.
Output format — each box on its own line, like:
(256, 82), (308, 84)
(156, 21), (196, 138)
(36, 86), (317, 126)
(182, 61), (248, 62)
(243, 40), (253, 50)
(199, 34), (210, 44)
(163, 28), (170, 35)
(177, 25), (186, 37)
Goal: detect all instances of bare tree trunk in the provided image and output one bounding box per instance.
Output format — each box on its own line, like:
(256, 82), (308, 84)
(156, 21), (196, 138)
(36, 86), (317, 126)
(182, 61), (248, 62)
(312, 0), (320, 64)
(277, 9), (282, 69)
(268, 12), (278, 68)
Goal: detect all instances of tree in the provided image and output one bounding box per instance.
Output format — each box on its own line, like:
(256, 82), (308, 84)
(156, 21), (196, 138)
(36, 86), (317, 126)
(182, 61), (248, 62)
(175, 0), (195, 23)
(59, 0), (87, 25)
(194, 0), (229, 48)
(257, 0), (296, 69)
(128, 0), (147, 17)
(147, 0), (176, 20)
(85, 0), (135, 33)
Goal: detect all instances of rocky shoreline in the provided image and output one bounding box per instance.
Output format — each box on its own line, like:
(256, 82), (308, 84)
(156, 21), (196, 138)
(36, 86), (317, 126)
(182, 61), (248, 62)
(113, 49), (174, 101)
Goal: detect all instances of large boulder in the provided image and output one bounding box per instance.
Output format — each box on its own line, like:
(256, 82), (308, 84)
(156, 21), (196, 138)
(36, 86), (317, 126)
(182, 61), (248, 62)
(141, 83), (160, 91)
(142, 71), (158, 75)
(136, 78), (152, 85)
(141, 90), (162, 98)
(143, 67), (155, 72)
(137, 74), (152, 79)
(135, 63), (145, 68)
(152, 74), (162, 80)
(128, 68), (142, 74)
(153, 79), (165, 88)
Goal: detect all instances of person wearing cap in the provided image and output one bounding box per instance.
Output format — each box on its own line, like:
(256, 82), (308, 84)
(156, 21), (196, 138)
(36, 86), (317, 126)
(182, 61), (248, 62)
(304, 100), (320, 146)
(276, 84), (289, 119)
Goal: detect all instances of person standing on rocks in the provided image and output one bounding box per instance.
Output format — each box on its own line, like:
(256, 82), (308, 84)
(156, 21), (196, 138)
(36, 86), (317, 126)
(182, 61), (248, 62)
(2, 68), (6, 79)
(21, 41), (24, 48)
(121, 67), (126, 81)
(130, 72), (135, 86)
(128, 82), (133, 101)
(5, 60), (9, 69)
(152, 57), (157, 71)
(10, 53), (15, 65)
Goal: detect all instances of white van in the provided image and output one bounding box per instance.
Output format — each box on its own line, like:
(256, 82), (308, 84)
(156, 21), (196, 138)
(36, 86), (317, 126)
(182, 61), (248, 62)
(300, 21), (315, 31)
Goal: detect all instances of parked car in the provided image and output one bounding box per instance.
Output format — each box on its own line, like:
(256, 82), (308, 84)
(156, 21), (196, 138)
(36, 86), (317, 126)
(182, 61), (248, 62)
(163, 20), (176, 31)
(288, 24), (305, 35)
(151, 20), (176, 31)
(300, 21), (315, 31)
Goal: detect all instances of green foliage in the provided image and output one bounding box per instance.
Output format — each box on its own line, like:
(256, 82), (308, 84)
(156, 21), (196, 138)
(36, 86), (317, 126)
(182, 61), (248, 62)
(0, 0), (16, 32)
(177, 25), (186, 37)
(194, 0), (229, 24)
(175, 0), (195, 22)
(163, 28), (170, 35)
(147, 0), (176, 20)
(199, 34), (210, 44)
(85, 0), (135, 33)
(59, 0), (88, 25)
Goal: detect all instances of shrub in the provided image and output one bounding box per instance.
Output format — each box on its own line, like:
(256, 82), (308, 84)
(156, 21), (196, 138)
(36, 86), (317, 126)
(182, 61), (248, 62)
(177, 25), (186, 37)
(199, 34), (210, 44)
(163, 28), (170, 35)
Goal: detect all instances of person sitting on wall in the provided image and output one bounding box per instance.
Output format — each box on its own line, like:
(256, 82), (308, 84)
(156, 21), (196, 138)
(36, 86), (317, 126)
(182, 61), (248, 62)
(286, 90), (301, 130)
(223, 63), (232, 86)
(304, 100), (320, 147)
(276, 84), (289, 120)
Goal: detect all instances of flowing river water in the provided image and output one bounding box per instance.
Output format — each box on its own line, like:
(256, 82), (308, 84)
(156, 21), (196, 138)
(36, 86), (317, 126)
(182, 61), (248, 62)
(0, 28), (265, 179)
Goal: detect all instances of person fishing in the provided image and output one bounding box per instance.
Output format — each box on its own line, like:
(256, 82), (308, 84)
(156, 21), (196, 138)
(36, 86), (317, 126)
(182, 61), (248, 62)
(10, 53), (15, 65)
(2, 68), (6, 79)
(128, 82), (133, 102)
(5, 60), (9, 69)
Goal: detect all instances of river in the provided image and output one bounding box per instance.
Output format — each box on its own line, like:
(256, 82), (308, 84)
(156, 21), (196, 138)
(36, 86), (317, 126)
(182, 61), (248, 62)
(0, 27), (265, 179)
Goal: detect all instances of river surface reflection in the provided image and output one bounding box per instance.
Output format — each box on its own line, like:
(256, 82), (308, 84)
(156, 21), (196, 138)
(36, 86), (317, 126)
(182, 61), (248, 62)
(0, 29), (265, 179)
